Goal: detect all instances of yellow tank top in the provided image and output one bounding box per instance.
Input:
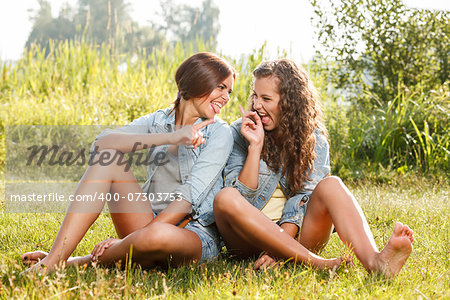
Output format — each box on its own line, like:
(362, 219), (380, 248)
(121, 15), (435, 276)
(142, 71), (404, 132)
(261, 183), (287, 221)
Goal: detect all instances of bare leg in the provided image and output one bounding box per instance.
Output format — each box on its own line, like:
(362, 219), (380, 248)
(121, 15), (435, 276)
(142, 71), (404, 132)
(22, 150), (154, 272)
(214, 187), (344, 269)
(23, 223), (203, 270)
(299, 176), (413, 276)
(96, 222), (202, 268)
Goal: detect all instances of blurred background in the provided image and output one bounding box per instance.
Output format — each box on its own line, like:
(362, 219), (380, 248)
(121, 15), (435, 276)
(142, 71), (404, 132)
(0, 0), (448, 180)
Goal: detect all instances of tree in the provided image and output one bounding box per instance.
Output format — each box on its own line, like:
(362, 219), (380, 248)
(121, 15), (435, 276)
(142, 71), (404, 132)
(25, 0), (220, 55)
(26, 1), (76, 53)
(310, 0), (449, 107)
(75, 0), (132, 50)
(155, 0), (220, 47)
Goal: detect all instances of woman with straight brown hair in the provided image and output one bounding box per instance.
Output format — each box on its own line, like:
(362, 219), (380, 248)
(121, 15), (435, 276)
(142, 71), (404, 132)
(22, 52), (236, 272)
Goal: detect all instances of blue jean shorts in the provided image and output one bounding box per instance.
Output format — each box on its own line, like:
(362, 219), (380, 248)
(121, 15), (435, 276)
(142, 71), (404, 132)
(185, 220), (221, 262)
(151, 212), (221, 262)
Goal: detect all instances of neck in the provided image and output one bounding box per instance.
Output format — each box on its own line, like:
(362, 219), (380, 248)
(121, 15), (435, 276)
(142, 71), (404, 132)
(175, 99), (199, 127)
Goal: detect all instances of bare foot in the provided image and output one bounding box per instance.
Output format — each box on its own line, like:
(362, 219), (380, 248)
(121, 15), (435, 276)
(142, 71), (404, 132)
(21, 256), (62, 275)
(323, 254), (352, 270)
(21, 251), (48, 266)
(374, 222), (413, 277)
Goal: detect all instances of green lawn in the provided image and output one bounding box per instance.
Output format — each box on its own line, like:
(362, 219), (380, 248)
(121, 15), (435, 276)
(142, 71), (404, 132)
(0, 176), (448, 299)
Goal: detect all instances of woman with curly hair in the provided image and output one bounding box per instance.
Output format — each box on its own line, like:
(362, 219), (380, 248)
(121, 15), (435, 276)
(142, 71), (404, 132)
(214, 59), (414, 276)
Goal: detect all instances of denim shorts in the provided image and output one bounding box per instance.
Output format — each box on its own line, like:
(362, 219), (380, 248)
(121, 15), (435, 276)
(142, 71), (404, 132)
(152, 212), (221, 262)
(185, 220), (221, 262)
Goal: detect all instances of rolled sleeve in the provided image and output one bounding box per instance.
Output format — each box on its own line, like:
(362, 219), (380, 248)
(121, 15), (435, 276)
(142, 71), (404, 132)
(228, 177), (258, 199)
(172, 183), (192, 203)
(279, 193), (309, 227)
(89, 114), (155, 154)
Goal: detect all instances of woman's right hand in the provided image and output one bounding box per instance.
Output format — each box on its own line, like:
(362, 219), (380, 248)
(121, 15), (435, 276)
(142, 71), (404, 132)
(91, 238), (120, 262)
(239, 105), (264, 150)
(171, 119), (214, 148)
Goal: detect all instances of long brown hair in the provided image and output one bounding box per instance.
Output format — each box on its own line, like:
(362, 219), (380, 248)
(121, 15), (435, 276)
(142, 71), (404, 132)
(172, 52), (236, 111)
(251, 59), (327, 195)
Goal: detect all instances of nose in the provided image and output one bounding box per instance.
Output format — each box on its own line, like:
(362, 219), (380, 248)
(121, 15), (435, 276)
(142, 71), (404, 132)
(222, 91), (230, 102)
(253, 96), (262, 110)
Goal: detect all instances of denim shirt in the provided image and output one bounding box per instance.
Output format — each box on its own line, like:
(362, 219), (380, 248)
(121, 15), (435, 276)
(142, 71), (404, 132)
(224, 118), (330, 227)
(91, 108), (233, 226)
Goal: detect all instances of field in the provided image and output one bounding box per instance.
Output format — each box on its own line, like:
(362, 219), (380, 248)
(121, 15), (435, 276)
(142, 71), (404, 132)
(0, 42), (449, 298)
(0, 178), (448, 298)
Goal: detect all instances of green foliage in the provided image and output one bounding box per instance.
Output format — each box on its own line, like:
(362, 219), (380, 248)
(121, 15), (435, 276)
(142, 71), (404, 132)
(25, 0), (220, 55)
(156, 0), (221, 48)
(310, 0), (449, 178)
(310, 0), (449, 107)
(0, 40), (268, 175)
(26, 1), (76, 54)
(321, 86), (449, 178)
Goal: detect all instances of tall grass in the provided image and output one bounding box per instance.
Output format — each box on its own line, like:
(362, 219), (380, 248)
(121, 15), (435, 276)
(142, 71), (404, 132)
(0, 40), (448, 179)
(320, 85), (449, 179)
(0, 40), (265, 177)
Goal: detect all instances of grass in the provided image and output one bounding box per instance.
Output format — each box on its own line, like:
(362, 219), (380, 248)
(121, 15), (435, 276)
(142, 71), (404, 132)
(0, 176), (448, 299)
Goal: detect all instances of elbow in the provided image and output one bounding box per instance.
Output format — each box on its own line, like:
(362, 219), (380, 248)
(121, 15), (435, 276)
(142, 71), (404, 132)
(93, 135), (118, 152)
(93, 138), (107, 152)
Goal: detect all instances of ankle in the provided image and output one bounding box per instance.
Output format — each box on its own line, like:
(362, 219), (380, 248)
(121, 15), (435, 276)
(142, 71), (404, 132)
(362, 252), (382, 272)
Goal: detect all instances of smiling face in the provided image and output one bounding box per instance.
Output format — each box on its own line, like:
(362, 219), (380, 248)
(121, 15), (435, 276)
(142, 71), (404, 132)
(252, 76), (281, 131)
(194, 74), (234, 119)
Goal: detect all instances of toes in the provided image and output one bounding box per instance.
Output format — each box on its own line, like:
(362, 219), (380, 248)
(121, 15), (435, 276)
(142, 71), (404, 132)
(400, 224), (414, 243)
(393, 222), (403, 235)
(21, 251), (48, 263)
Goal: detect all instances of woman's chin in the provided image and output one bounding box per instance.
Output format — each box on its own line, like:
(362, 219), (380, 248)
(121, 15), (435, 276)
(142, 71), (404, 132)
(263, 123), (275, 131)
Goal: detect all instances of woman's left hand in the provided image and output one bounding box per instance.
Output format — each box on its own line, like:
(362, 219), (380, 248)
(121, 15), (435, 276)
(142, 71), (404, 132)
(91, 238), (120, 262)
(239, 105), (264, 149)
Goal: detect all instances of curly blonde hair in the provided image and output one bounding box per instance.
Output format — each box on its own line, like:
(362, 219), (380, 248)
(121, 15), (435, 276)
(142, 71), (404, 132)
(251, 59), (327, 195)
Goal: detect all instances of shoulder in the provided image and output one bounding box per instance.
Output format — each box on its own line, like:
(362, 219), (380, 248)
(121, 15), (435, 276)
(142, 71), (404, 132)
(151, 107), (174, 125)
(206, 115), (232, 141)
(230, 118), (243, 131)
(229, 118), (244, 138)
(128, 107), (172, 126)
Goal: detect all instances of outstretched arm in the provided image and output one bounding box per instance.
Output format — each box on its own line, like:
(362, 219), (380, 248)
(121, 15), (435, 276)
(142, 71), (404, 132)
(94, 118), (214, 153)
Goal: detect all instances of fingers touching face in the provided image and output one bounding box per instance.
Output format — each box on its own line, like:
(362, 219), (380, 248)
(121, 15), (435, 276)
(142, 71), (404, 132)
(252, 77), (281, 131)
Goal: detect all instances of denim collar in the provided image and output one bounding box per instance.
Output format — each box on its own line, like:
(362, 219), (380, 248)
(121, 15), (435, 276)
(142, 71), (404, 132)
(159, 107), (209, 131)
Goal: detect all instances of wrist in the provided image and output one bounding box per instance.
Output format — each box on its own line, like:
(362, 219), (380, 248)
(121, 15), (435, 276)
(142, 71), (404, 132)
(248, 143), (263, 153)
(167, 132), (177, 145)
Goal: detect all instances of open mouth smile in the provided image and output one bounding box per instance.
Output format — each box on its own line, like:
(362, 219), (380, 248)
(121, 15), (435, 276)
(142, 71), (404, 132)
(211, 101), (225, 114)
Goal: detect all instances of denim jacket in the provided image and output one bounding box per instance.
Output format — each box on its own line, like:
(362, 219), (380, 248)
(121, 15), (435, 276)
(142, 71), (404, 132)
(91, 108), (233, 226)
(224, 118), (330, 227)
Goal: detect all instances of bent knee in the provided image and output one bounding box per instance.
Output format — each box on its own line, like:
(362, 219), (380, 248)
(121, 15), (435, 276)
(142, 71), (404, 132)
(314, 176), (347, 197)
(213, 187), (243, 215)
(131, 222), (175, 253)
(91, 149), (125, 166)
(321, 176), (343, 186)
